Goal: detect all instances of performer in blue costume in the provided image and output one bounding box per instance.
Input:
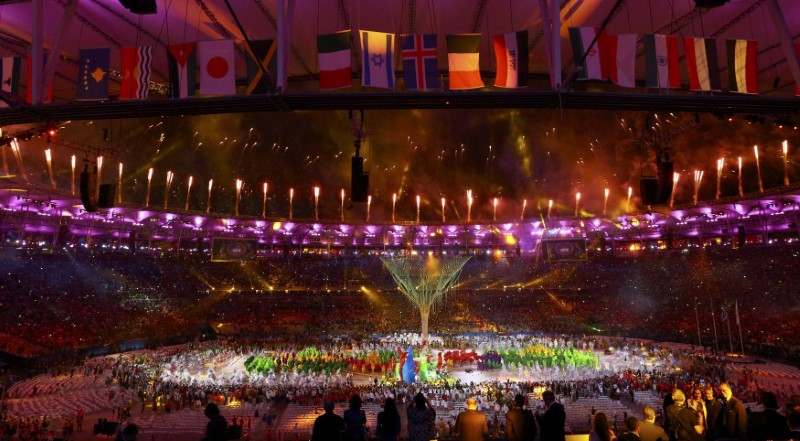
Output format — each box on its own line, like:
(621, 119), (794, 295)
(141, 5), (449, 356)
(402, 347), (415, 383)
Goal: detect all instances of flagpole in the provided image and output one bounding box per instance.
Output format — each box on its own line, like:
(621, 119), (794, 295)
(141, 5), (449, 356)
(711, 298), (719, 354)
(694, 297), (702, 348)
(725, 302), (734, 354)
(736, 299), (745, 355)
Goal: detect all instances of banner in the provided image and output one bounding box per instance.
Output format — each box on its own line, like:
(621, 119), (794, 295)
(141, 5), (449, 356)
(543, 239), (587, 262)
(211, 238), (257, 262)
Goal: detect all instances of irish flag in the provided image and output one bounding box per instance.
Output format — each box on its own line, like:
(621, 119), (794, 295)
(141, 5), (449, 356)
(446, 34), (483, 90)
(318, 30), (352, 90)
(644, 34), (680, 89)
(493, 30), (528, 88)
(727, 39), (758, 94)
(684, 37), (721, 92)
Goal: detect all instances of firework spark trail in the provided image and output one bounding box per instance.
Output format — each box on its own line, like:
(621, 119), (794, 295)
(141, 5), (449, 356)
(548, 199), (553, 218)
(45, 149), (55, 189)
(314, 186), (320, 221)
(341, 189), (345, 222)
(755, 145), (763, 193)
(235, 179), (243, 217)
(493, 197), (499, 222)
(716, 158), (724, 200)
(96, 156), (103, 196)
(145, 168), (153, 208)
(206, 179), (213, 214)
(603, 188), (609, 216)
(10, 139), (28, 183)
(574, 192), (581, 217)
(669, 172), (680, 208)
(441, 197), (446, 223)
(521, 198), (527, 220)
(392, 193), (397, 223)
(738, 157), (744, 197)
(783, 140), (790, 186)
(416, 195), (421, 224)
(71, 155), (76, 195)
(185, 176), (194, 211)
(164, 171), (174, 210)
(626, 186), (632, 212)
(367, 195), (372, 223)
(467, 190), (473, 223)
(289, 188), (294, 220)
(262, 182), (268, 218)
(693, 170), (704, 205)
(118, 163), (124, 203)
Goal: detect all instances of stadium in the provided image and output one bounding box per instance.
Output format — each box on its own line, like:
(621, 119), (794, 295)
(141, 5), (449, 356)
(1, 0), (800, 440)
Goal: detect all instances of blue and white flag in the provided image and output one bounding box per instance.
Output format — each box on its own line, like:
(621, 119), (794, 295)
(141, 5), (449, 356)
(720, 305), (729, 322)
(360, 30), (395, 89)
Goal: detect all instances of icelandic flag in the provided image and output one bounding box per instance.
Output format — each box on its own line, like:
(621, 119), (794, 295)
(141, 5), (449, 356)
(401, 33), (439, 91)
(120, 46), (153, 100)
(166, 43), (197, 98)
(360, 30), (395, 89)
(76, 48), (111, 100)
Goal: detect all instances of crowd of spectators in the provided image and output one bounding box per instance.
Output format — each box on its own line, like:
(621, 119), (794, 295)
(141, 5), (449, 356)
(0, 244), (798, 362)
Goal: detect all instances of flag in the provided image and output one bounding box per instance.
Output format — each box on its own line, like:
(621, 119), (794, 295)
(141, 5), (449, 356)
(360, 30), (395, 89)
(684, 37), (721, 92)
(0, 56), (21, 107)
(400, 33), (439, 91)
(25, 54), (53, 104)
(599, 32), (637, 88)
(720, 305), (729, 322)
(569, 27), (603, 80)
(119, 46), (153, 100)
(318, 30), (352, 90)
(644, 34), (680, 88)
(796, 44), (800, 96)
(446, 34), (483, 90)
(493, 30), (528, 88)
(199, 40), (235, 95)
(727, 39), (758, 94)
(166, 43), (197, 98)
(76, 48), (111, 101)
(245, 39), (277, 94)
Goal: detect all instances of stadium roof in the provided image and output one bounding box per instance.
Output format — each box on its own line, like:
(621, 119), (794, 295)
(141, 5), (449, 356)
(0, 0), (798, 122)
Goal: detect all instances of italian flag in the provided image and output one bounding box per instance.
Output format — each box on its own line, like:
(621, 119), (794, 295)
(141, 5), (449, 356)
(644, 34), (680, 89)
(318, 30), (352, 90)
(493, 30), (528, 88)
(446, 34), (483, 90)
(684, 37), (721, 92)
(727, 39), (758, 94)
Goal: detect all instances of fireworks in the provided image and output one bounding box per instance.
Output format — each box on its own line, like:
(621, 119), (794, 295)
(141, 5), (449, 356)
(206, 179), (213, 214)
(289, 188), (294, 220)
(755, 145), (763, 193)
(521, 198), (527, 220)
(669, 172), (680, 208)
(392, 193), (397, 223)
(235, 179), (243, 217)
(118, 163), (124, 203)
(574, 192), (581, 217)
(71, 155), (76, 195)
(10, 139), (28, 183)
(340, 189), (345, 222)
(145, 167), (154, 208)
(783, 140), (790, 186)
(164, 171), (174, 210)
(693, 170), (704, 205)
(314, 186), (320, 221)
(716, 158), (724, 200)
(185, 176), (194, 211)
(548, 199), (553, 219)
(603, 188), (609, 216)
(416, 195), (421, 224)
(626, 186), (632, 212)
(467, 190), (473, 223)
(493, 197), (498, 222)
(96, 156), (103, 196)
(367, 195), (372, 222)
(738, 157), (744, 197)
(441, 197), (446, 223)
(262, 182), (268, 219)
(44, 149), (55, 189)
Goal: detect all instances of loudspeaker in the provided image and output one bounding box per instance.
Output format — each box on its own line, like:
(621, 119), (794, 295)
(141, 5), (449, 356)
(98, 184), (115, 209)
(351, 157), (369, 202)
(737, 226), (745, 247)
(656, 160), (674, 204)
(640, 178), (659, 206)
(128, 231), (136, 252)
(119, 0), (157, 14)
(80, 168), (98, 212)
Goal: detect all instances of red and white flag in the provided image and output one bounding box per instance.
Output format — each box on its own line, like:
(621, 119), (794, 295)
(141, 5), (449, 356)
(727, 39), (757, 94)
(684, 37), (721, 92)
(599, 32), (636, 88)
(796, 44), (800, 96)
(644, 34), (680, 89)
(569, 27), (603, 80)
(493, 30), (528, 88)
(199, 40), (235, 95)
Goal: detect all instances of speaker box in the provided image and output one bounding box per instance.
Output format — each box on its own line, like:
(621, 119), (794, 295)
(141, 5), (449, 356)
(80, 169), (98, 212)
(737, 226), (745, 247)
(56, 223), (69, 248)
(656, 160), (675, 204)
(119, 0), (157, 14)
(351, 156), (369, 202)
(98, 184), (115, 209)
(640, 178), (659, 206)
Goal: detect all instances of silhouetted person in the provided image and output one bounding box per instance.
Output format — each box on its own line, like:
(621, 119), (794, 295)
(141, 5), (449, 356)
(718, 382), (747, 441)
(703, 386), (722, 441)
(407, 393), (435, 441)
(312, 400), (345, 441)
(115, 423), (138, 441)
(617, 417), (640, 441)
(535, 390), (566, 441)
(202, 403), (228, 441)
(639, 405), (668, 441)
(376, 398), (401, 441)
(454, 398), (488, 441)
(664, 390), (703, 441)
(343, 394), (367, 441)
(747, 391), (790, 440)
(505, 394), (537, 441)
